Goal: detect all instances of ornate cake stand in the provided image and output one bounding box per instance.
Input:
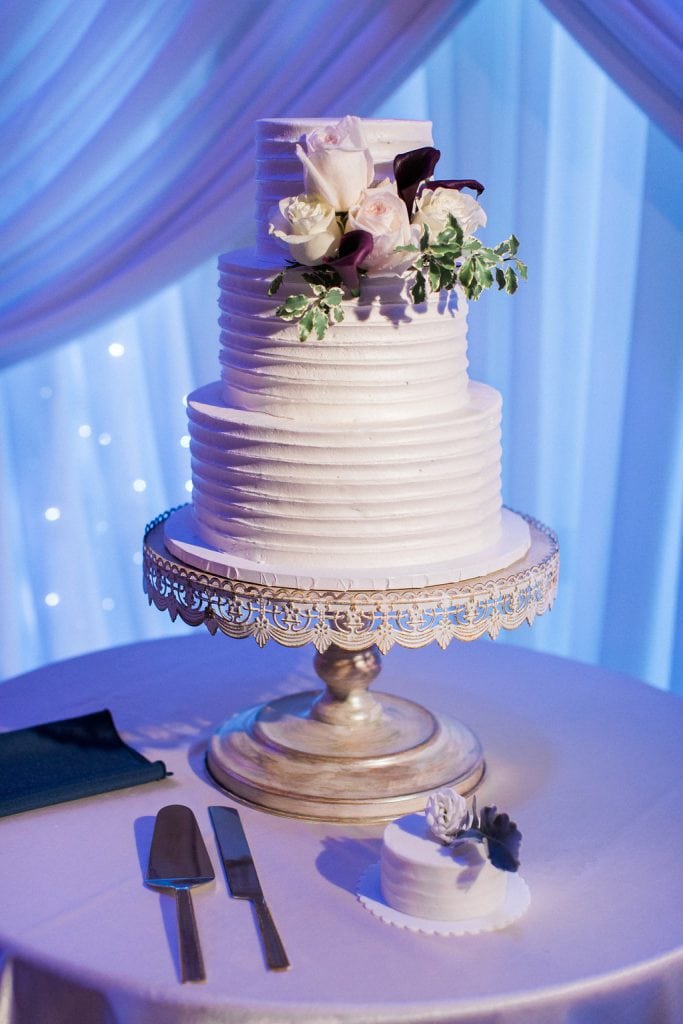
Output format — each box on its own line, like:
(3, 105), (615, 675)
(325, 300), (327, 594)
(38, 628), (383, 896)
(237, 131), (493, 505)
(143, 508), (558, 822)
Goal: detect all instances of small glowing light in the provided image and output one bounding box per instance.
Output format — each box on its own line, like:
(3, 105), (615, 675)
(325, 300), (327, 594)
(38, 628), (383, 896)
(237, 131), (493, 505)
(184, 479), (193, 493)
(95, 520), (109, 533)
(98, 432), (112, 446)
(108, 342), (125, 358)
(102, 598), (115, 611)
(180, 434), (190, 448)
(39, 386), (53, 399)
(45, 592), (60, 607)
(132, 551), (143, 566)
(181, 393), (188, 407)
(78, 424), (92, 438)
(44, 507), (61, 521)
(132, 478), (147, 492)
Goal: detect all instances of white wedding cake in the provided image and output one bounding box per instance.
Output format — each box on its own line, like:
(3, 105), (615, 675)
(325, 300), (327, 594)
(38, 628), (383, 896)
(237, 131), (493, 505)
(380, 812), (507, 920)
(165, 116), (530, 589)
(375, 790), (526, 928)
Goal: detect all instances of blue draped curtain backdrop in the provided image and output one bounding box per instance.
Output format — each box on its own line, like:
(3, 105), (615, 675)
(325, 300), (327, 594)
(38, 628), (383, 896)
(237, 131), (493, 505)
(1, 0), (682, 691)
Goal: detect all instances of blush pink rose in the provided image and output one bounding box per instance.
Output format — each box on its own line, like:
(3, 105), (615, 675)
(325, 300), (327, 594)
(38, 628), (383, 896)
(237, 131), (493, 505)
(347, 182), (418, 274)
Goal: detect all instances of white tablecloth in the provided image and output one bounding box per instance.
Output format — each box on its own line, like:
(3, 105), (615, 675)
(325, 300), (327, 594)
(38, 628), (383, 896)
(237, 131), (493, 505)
(0, 635), (682, 1024)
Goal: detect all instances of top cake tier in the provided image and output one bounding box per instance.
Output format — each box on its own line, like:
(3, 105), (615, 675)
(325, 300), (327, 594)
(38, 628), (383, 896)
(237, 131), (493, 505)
(255, 117), (433, 262)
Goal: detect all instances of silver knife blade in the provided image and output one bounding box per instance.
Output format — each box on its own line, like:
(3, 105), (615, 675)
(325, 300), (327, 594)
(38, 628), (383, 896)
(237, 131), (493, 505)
(146, 805), (215, 983)
(209, 805), (290, 971)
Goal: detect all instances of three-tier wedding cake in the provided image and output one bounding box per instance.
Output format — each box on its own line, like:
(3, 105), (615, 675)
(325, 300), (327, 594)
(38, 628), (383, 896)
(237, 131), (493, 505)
(165, 116), (530, 589)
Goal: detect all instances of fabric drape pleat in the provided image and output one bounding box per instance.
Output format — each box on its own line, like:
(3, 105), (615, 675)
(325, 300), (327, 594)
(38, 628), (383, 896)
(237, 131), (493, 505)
(540, 0), (683, 147)
(2, 0), (680, 368)
(0, 0), (477, 367)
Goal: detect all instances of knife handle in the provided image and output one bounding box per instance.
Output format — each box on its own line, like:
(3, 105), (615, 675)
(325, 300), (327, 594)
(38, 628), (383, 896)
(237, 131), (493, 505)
(253, 897), (290, 970)
(176, 886), (206, 983)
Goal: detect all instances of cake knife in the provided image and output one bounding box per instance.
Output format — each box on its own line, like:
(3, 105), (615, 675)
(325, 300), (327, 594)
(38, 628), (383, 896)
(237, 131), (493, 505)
(209, 805), (290, 971)
(146, 804), (215, 983)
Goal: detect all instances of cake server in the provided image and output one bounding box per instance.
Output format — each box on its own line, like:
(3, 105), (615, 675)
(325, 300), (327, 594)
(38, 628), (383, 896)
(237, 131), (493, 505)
(209, 805), (290, 971)
(146, 804), (215, 983)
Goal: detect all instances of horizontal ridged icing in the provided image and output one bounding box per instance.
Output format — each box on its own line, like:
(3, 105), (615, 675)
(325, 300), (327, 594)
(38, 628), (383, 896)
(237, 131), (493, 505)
(188, 379), (502, 570)
(182, 116), (519, 577)
(255, 117), (433, 261)
(380, 813), (508, 921)
(218, 252), (470, 425)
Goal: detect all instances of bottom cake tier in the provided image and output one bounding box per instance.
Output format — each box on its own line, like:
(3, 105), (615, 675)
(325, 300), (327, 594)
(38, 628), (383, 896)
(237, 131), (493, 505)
(164, 504), (530, 591)
(184, 379), (527, 583)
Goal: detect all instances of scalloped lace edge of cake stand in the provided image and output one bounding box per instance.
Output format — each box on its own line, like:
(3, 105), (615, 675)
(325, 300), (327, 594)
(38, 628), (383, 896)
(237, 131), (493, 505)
(356, 862), (530, 936)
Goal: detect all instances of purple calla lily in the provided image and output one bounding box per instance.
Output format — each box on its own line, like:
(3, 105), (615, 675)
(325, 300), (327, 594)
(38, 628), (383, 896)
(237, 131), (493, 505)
(394, 147), (441, 215)
(421, 178), (485, 197)
(325, 229), (374, 290)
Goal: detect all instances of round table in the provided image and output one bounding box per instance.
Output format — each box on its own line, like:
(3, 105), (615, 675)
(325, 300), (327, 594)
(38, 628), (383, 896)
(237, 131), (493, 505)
(0, 636), (682, 1024)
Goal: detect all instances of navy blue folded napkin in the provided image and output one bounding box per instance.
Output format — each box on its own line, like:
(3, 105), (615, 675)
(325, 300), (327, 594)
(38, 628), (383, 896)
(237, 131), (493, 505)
(0, 709), (169, 817)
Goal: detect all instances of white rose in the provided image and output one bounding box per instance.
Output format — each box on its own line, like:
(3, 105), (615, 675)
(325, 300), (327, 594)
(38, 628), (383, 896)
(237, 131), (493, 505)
(295, 115), (374, 212)
(425, 789), (469, 844)
(269, 194), (342, 265)
(413, 186), (487, 239)
(347, 183), (417, 274)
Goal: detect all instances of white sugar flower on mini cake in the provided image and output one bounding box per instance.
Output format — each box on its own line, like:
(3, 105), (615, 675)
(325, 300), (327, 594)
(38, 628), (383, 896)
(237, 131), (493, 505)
(425, 788), (470, 843)
(425, 789), (522, 872)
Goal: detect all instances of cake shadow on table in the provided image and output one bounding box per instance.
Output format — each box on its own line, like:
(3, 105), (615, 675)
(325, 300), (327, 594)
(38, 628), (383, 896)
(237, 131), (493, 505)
(132, 814), (157, 875)
(316, 834), (383, 896)
(133, 814), (189, 979)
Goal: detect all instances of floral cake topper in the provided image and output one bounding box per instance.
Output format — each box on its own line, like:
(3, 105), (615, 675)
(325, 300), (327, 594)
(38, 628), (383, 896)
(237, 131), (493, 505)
(425, 789), (522, 873)
(268, 115), (527, 341)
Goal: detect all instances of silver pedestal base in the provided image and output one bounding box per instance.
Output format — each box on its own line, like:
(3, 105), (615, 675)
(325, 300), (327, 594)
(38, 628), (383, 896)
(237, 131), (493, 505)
(206, 688), (484, 822)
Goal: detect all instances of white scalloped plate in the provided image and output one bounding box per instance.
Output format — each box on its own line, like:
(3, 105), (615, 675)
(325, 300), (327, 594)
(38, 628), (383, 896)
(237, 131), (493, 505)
(356, 862), (530, 936)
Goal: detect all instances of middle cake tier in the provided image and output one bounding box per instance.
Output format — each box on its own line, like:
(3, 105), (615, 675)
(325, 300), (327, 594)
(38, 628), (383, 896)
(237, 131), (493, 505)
(216, 252), (472, 426)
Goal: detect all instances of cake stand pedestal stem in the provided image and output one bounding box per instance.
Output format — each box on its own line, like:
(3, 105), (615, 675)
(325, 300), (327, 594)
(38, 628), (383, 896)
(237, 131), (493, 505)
(311, 645), (383, 726)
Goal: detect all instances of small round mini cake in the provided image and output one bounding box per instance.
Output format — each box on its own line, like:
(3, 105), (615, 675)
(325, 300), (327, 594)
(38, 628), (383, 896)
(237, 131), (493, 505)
(380, 811), (507, 921)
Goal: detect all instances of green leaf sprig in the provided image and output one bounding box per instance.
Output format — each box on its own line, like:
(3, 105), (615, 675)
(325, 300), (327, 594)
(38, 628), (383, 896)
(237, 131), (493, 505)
(269, 266), (345, 342)
(399, 214), (528, 304)
(268, 215), (526, 340)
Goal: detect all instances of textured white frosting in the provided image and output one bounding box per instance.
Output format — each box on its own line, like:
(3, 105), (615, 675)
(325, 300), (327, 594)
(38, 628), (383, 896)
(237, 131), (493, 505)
(185, 116), (518, 576)
(218, 252), (470, 424)
(380, 812), (508, 921)
(255, 117), (433, 261)
(188, 378), (502, 570)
